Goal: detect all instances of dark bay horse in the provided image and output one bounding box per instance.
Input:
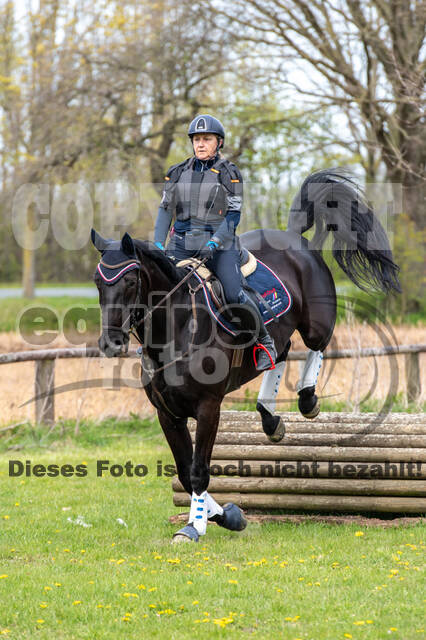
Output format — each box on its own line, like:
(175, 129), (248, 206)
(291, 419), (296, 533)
(92, 169), (400, 542)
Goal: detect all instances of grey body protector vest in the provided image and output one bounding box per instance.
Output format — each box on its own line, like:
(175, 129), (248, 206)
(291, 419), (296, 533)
(173, 157), (228, 226)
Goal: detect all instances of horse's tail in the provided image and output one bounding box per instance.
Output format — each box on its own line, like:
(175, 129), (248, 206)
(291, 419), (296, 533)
(287, 168), (401, 293)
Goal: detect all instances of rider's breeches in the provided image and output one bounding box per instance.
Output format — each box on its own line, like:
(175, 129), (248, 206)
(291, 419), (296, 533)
(166, 233), (243, 305)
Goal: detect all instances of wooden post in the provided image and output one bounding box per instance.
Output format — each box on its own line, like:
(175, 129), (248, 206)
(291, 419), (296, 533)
(22, 247), (35, 298)
(405, 351), (421, 403)
(35, 359), (55, 424)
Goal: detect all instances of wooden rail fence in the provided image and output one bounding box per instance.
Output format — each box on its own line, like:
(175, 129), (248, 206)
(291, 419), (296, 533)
(172, 411), (426, 515)
(0, 343), (424, 424)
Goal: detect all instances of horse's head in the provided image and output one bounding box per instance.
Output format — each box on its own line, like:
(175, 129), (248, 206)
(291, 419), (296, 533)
(91, 229), (141, 357)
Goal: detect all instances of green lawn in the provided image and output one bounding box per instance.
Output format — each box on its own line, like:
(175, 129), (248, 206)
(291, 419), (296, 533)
(0, 418), (424, 639)
(0, 296), (99, 333)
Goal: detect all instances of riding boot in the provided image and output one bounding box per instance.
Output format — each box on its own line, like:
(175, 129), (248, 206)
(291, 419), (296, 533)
(238, 291), (277, 371)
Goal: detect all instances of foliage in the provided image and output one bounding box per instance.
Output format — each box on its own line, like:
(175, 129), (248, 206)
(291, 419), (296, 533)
(0, 1), (423, 315)
(389, 214), (426, 317)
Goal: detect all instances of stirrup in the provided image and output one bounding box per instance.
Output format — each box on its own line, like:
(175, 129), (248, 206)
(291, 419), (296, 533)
(253, 343), (276, 370)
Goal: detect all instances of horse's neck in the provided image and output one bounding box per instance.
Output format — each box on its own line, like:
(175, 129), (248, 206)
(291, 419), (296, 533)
(138, 255), (175, 305)
(135, 251), (188, 351)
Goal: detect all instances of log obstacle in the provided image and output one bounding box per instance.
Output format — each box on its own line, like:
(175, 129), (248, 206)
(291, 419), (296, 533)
(172, 411), (426, 514)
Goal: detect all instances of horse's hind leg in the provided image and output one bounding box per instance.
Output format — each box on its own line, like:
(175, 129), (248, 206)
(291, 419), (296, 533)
(296, 350), (323, 418)
(256, 341), (290, 442)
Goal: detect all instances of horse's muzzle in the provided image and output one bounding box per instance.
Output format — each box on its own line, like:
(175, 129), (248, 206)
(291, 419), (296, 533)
(98, 331), (129, 357)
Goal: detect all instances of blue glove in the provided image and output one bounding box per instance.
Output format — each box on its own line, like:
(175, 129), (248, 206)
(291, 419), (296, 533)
(198, 240), (219, 260)
(154, 241), (165, 251)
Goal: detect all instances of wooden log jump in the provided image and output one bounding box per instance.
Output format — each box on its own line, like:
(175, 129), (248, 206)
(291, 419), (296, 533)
(173, 411), (426, 515)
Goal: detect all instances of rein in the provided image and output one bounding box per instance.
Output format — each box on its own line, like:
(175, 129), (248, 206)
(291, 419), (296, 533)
(101, 255), (209, 376)
(135, 255), (209, 337)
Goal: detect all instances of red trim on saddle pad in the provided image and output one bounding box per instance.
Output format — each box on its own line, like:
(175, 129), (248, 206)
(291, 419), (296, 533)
(253, 344), (276, 370)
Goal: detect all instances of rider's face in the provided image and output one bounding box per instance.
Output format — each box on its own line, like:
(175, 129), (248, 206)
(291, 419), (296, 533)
(192, 134), (219, 160)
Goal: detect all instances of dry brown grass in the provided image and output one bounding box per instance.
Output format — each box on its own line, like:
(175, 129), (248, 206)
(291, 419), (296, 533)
(1, 324), (424, 425)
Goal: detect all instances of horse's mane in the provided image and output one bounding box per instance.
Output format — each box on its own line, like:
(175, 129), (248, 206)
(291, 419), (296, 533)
(133, 240), (186, 285)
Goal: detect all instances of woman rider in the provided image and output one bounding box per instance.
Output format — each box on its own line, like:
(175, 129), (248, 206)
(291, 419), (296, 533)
(153, 114), (276, 371)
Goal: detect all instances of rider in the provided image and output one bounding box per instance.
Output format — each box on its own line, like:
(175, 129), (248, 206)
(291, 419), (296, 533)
(154, 114), (276, 370)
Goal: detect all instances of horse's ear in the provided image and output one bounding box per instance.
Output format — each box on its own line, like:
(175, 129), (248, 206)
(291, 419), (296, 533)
(91, 229), (109, 252)
(121, 232), (135, 257)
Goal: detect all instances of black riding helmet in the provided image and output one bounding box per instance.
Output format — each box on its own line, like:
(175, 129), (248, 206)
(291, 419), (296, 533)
(188, 114), (225, 148)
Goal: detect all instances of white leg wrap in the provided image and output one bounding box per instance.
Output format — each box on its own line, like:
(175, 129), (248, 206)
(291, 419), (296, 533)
(296, 350), (323, 392)
(206, 492), (223, 518)
(257, 361), (286, 415)
(189, 491), (208, 535)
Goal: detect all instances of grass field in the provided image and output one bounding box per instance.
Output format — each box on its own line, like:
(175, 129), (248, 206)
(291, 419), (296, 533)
(0, 418), (424, 639)
(0, 297), (99, 334)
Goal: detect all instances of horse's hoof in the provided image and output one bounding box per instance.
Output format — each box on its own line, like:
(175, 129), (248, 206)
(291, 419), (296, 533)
(172, 524), (199, 543)
(257, 402), (285, 441)
(303, 403), (320, 419)
(298, 386), (320, 419)
(302, 399), (320, 419)
(267, 416), (286, 442)
(210, 503), (247, 531)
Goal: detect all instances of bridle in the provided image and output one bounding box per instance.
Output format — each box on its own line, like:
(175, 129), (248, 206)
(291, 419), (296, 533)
(98, 255), (209, 374)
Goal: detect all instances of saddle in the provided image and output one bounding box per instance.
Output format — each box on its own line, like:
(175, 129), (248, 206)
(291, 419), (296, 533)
(177, 248), (257, 309)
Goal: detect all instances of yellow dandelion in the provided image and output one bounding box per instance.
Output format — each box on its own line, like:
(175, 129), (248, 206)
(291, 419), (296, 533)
(72, 600), (81, 605)
(39, 603), (48, 609)
(354, 531), (364, 537)
(228, 579), (238, 584)
(344, 635), (352, 639)
(192, 600), (199, 605)
(0, 575), (8, 579)
(36, 619), (45, 624)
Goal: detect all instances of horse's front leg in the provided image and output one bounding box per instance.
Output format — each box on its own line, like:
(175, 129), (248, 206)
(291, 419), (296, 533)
(173, 401), (220, 542)
(156, 409), (193, 498)
(174, 400), (247, 543)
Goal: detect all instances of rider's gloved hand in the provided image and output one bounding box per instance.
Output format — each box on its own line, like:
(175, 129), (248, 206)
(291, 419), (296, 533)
(154, 241), (165, 251)
(199, 240), (219, 261)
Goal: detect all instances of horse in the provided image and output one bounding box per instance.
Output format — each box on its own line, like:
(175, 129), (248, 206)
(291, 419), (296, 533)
(91, 169), (400, 542)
